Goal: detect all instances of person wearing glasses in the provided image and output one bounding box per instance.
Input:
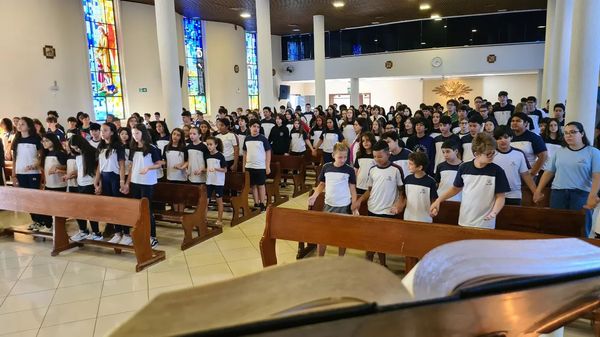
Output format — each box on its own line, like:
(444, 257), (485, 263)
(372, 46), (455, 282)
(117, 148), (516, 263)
(429, 132), (510, 229)
(534, 122), (600, 236)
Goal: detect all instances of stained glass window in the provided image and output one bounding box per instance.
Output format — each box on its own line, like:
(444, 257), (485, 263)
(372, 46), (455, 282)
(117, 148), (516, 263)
(183, 17), (207, 115)
(245, 32), (259, 110)
(82, 0), (125, 121)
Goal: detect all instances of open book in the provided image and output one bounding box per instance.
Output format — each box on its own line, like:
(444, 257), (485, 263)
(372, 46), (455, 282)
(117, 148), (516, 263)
(110, 238), (600, 337)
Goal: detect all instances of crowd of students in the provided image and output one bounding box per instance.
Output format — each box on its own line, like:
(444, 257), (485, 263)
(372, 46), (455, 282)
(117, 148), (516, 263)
(0, 90), (599, 255)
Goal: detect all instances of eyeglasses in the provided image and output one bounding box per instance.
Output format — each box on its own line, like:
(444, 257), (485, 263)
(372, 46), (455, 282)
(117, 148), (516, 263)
(564, 130), (580, 136)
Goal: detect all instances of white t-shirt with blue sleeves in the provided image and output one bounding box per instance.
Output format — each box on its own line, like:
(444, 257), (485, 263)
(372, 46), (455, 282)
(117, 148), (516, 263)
(243, 134), (271, 169)
(492, 147), (530, 199)
(206, 152), (227, 186)
(453, 161), (510, 229)
(318, 162), (356, 207)
(129, 145), (162, 185)
(435, 162), (462, 202)
(367, 164), (404, 215)
(404, 174), (438, 223)
(548, 145), (600, 192)
(511, 130), (547, 168)
(14, 135), (42, 175)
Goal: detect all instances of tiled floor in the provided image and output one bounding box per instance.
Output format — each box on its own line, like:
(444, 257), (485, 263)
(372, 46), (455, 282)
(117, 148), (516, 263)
(0, 186), (595, 336)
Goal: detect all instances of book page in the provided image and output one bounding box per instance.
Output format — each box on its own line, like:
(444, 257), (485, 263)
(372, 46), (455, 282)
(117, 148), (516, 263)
(412, 238), (600, 300)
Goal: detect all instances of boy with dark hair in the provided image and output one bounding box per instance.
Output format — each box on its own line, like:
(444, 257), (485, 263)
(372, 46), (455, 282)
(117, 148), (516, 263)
(88, 122), (102, 148)
(381, 131), (412, 177)
(492, 90), (515, 126)
(66, 117), (79, 140)
(492, 125), (537, 206)
(353, 139), (405, 266)
(243, 120), (272, 211)
(261, 106), (276, 139)
(510, 112), (548, 176)
(79, 113), (91, 140)
(181, 110), (193, 128)
(403, 151), (438, 223)
(435, 139), (462, 202)
(433, 115), (460, 172)
(46, 116), (66, 141)
(406, 118), (436, 174)
(461, 115), (483, 162)
(46, 110), (65, 131)
(154, 112), (161, 121)
(525, 96), (544, 134)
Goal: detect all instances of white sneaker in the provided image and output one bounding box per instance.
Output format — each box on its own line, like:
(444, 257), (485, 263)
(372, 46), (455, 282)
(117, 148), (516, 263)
(118, 235), (133, 246)
(38, 226), (52, 234)
(85, 233), (103, 241)
(150, 237), (158, 249)
(27, 223), (39, 231)
(108, 234), (122, 244)
(70, 231), (88, 242)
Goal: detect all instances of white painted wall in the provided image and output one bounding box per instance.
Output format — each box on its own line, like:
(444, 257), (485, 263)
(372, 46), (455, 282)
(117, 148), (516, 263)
(0, 0), (92, 122)
(482, 73), (540, 102)
(203, 21), (249, 116)
(279, 43), (545, 81)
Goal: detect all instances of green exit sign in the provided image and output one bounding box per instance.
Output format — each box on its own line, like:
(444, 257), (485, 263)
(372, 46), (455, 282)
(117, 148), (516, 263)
(138, 88), (148, 93)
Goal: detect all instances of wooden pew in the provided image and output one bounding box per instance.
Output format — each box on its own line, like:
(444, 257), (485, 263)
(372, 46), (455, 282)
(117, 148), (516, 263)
(0, 186), (165, 272)
(521, 186), (551, 207)
(152, 182), (222, 250)
(304, 150), (323, 186)
(264, 162), (288, 207)
(225, 171), (260, 226)
(272, 154), (311, 197)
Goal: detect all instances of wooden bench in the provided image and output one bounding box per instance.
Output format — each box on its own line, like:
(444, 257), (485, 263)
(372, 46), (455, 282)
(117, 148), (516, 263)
(264, 162), (288, 207)
(272, 154), (311, 197)
(522, 186), (551, 207)
(0, 186), (165, 272)
(225, 171), (260, 226)
(304, 150), (323, 186)
(152, 182), (222, 250)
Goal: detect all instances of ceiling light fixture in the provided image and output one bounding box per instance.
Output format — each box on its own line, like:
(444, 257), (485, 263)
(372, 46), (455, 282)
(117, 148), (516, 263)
(419, 4), (431, 10)
(371, 21), (380, 24)
(443, 25), (447, 28)
(537, 25), (546, 29)
(332, 1), (345, 8)
(421, 42), (426, 45)
(471, 29), (477, 32)
(292, 28), (301, 32)
(430, 14), (441, 21)
(374, 38), (378, 42)
(240, 12), (251, 18)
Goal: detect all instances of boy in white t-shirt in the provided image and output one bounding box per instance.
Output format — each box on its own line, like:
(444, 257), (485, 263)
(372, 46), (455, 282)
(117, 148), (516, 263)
(216, 118), (239, 171)
(435, 139), (463, 202)
(430, 133), (510, 229)
(243, 120), (272, 211)
(492, 125), (537, 206)
(403, 151), (438, 223)
(353, 139), (404, 266)
(308, 142), (357, 256)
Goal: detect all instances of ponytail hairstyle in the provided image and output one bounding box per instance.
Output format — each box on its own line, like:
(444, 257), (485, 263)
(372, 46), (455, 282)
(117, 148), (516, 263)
(68, 134), (97, 177)
(205, 136), (224, 153)
(11, 116), (37, 161)
(565, 121), (590, 146)
(130, 124), (154, 155)
(40, 132), (65, 165)
(98, 122), (120, 158)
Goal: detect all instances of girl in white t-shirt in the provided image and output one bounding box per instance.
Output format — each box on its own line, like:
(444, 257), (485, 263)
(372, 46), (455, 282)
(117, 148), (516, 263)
(205, 137), (227, 227)
(216, 118), (239, 171)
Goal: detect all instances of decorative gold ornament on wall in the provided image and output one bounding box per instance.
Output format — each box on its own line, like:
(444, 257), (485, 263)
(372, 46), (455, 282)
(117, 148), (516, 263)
(385, 60), (393, 69)
(432, 81), (473, 98)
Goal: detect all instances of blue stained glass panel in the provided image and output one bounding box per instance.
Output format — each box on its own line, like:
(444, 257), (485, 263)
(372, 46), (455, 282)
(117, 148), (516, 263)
(183, 17), (207, 113)
(245, 32), (259, 109)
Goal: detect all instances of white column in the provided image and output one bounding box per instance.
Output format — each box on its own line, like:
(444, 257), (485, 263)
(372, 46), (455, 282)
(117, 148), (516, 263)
(541, 0), (556, 105)
(548, 0), (574, 108)
(313, 15), (326, 107)
(155, 0), (183, 128)
(350, 78), (359, 107)
(565, 0), (600, 141)
(536, 69), (543, 105)
(256, 0), (274, 109)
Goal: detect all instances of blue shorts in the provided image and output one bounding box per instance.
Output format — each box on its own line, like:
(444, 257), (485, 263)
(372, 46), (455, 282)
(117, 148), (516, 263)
(247, 168), (266, 186)
(206, 185), (224, 199)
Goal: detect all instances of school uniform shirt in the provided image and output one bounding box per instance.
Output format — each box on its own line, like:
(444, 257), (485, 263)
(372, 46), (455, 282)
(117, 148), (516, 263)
(187, 142), (209, 183)
(403, 174), (438, 223)
(354, 152), (375, 191)
(285, 123), (293, 133)
(129, 145), (162, 185)
(310, 127), (324, 149)
(433, 134), (461, 172)
(342, 122), (357, 145)
(98, 144), (126, 175)
(542, 137), (563, 171)
(88, 138), (101, 149)
(429, 128), (441, 139)
(206, 152), (227, 186)
(301, 112), (313, 126)
(493, 147), (530, 199)
(268, 125), (290, 155)
(43, 150), (68, 188)
(66, 128), (79, 140)
(163, 145), (188, 182)
(366, 164), (404, 215)
(49, 128), (66, 142)
(492, 103), (515, 126)
(318, 162), (356, 207)
(66, 155), (78, 188)
(453, 161), (510, 229)
(435, 162), (462, 202)
(217, 132), (239, 161)
(406, 135), (436, 173)
(548, 145), (600, 193)
(460, 134), (476, 162)
(511, 130), (547, 168)
(243, 134), (271, 169)
(155, 135), (170, 179)
(319, 129), (345, 154)
(390, 148), (412, 178)
(260, 118), (276, 139)
(290, 129), (309, 153)
(75, 155), (95, 186)
(528, 109), (544, 134)
(14, 135), (42, 175)
(235, 128), (249, 156)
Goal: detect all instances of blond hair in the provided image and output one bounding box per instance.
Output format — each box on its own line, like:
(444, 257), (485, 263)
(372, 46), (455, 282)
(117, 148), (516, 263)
(332, 142), (349, 154)
(472, 132), (496, 155)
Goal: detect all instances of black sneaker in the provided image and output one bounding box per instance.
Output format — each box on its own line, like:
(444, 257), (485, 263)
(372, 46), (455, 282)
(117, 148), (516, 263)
(259, 203), (267, 212)
(253, 203), (260, 208)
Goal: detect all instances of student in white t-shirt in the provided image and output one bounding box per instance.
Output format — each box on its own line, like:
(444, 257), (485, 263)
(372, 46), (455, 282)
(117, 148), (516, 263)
(39, 132), (68, 231)
(308, 142), (357, 256)
(205, 137), (228, 227)
(434, 139), (463, 202)
(353, 132), (376, 195)
(492, 125), (537, 206)
(403, 151), (438, 223)
(353, 139), (405, 266)
(460, 115), (483, 163)
(243, 120), (272, 211)
(430, 133), (510, 229)
(186, 127), (209, 185)
(216, 118), (239, 171)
